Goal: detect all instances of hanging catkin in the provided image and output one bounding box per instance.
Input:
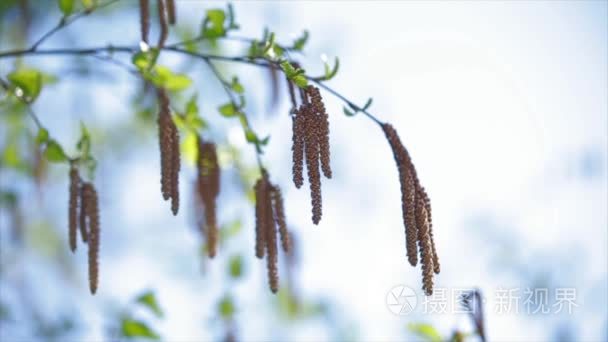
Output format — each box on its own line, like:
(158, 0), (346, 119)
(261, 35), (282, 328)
(157, 0), (168, 49)
(157, 88), (180, 215)
(139, 0), (150, 44)
(419, 187), (440, 274)
(416, 196), (434, 296)
(68, 167), (80, 252)
(302, 103), (322, 224)
(197, 136), (220, 258)
(254, 170), (291, 293)
(382, 123), (439, 295)
(169, 116), (180, 215)
(166, 0), (176, 25)
(82, 182), (100, 295)
(291, 112), (304, 189)
(291, 86), (332, 225)
(270, 185), (290, 253)
(254, 176), (268, 259)
(264, 181), (279, 293)
(307, 85), (332, 179)
(382, 123), (418, 266)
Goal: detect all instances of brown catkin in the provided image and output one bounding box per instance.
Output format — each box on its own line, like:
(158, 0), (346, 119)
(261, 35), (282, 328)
(197, 137), (220, 258)
(158, 89), (172, 201)
(139, 0), (150, 44)
(419, 187), (440, 274)
(157, 0), (168, 49)
(263, 177), (279, 293)
(382, 123), (419, 266)
(307, 85), (332, 179)
(79, 179), (89, 243)
(157, 88), (180, 215)
(169, 116), (180, 216)
(291, 112), (304, 188)
(166, 0), (176, 25)
(302, 104), (323, 224)
(68, 167), (79, 252)
(416, 196), (434, 296)
(270, 185), (290, 253)
(254, 176), (267, 259)
(83, 183), (100, 295)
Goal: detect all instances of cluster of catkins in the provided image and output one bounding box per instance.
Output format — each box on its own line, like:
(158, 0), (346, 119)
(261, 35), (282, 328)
(290, 82), (332, 224)
(139, 0), (176, 48)
(254, 169), (291, 293)
(382, 123), (440, 295)
(68, 166), (100, 294)
(157, 88), (181, 215)
(195, 135), (220, 258)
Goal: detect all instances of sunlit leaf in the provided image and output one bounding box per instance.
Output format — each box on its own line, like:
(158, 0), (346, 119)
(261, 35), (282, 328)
(131, 49), (159, 71)
(218, 103), (238, 117)
(219, 219), (242, 242)
(408, 323), (442, 342)
(292, 30), (309, 51)
(152, 66), (192, 91)
(58, 0), (74, 16)
(135, 291), (164, 318)
(2, 142), (20, 168)
(181, 131), (198, 165)
(230, 77), (244, 94)
(76, 122), (91, 158)
(35, 127), (49, 145)
(202, 9), (226, 39)
(44, 140), (68, 163)
(321, 57), (340, 81)
(218, 295), (235, 319)
(228, 255), (243, 279)
(8, 68), (43, 101)
(121, 318), (160, 340)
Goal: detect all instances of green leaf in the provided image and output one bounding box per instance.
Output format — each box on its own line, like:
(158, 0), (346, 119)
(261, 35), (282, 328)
(362, 97), (373, 111)
(76, 122), (91, 158)
(81, 0), (94, 10)
(181, 131), (198, 165)
(8, 68), (43, 101)
(135, 291), (164, 318)
(228, 255), (243, 279)
(44, 140), (68, 163)
(230, 77), (244, 94)
(121, 318), (160, 339)
(292, 75), (308, 88)
(152, 66), (192, 91)
(244, 129), (257, 143)
(35, 128), (49, 145)
(218, 103), (238, 117)
(321, 57), (340, 81)
(219, 219), (242, 242)
(292, 30), (309, 51)
(2, 142), (20, 168)
(343, 106), (356, 117)
(279, 61), (308, 88)
(218, 295), (235, 319)
(58, 0), (74, 16)
(202, 9), (226, 39)
(408, 323), (442, 342)
(227, 3), (239, 30)
(131, 49), (159, 71)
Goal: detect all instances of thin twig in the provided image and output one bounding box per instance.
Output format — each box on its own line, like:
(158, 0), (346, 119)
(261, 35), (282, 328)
(29, 0), (121, 51)
(0, 45), (384, 128)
